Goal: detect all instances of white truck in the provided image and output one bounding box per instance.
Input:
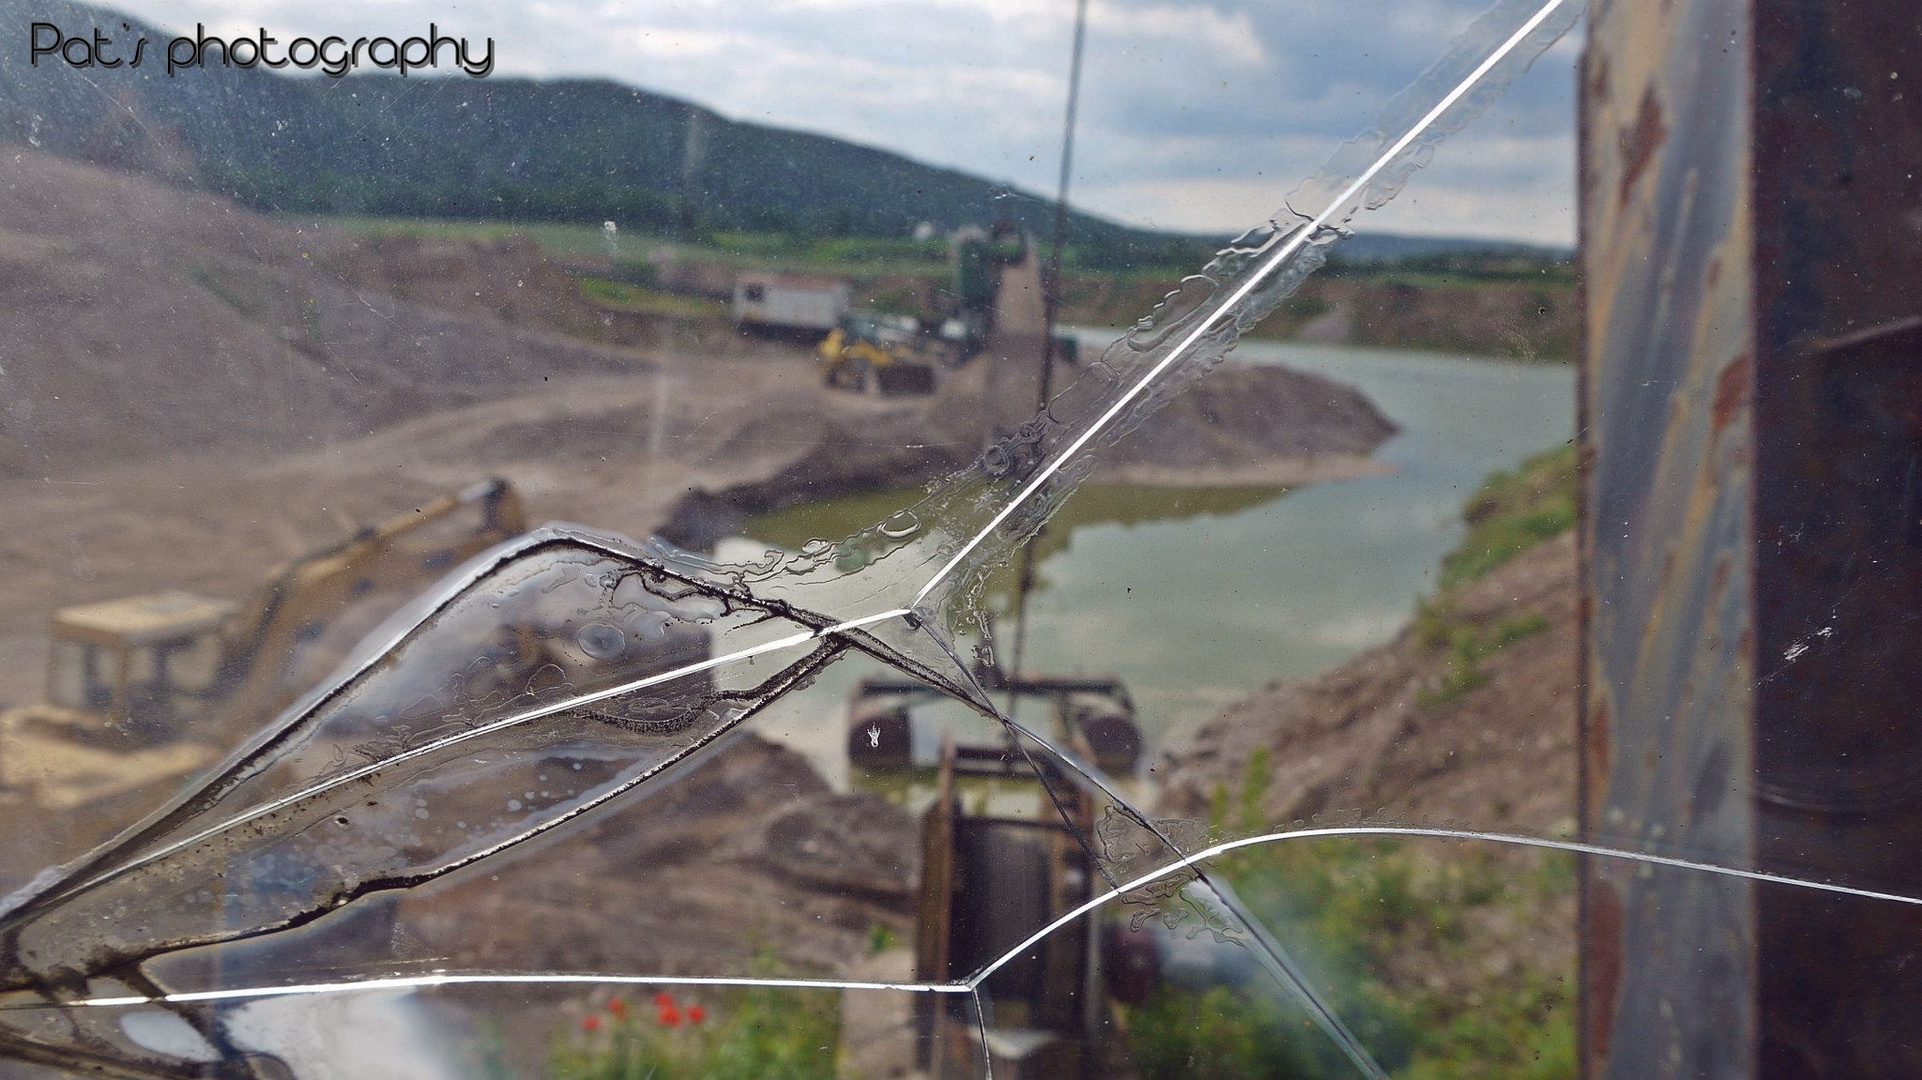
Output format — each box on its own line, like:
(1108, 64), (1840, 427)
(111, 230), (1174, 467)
(730, 272), (850, 334)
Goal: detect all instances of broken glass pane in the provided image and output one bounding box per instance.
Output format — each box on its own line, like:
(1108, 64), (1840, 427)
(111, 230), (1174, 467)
(4, 0), (1916, 1075)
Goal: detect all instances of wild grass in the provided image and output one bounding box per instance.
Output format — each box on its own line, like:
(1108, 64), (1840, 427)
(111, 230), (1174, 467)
(1439, 444), (1577, 588)
(1410, 443), (1576, 705)
(548, 955), (839, 1080)
(1128, 752), (1576, 1078)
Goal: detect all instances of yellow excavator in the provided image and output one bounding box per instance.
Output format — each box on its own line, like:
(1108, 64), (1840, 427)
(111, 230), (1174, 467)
(0, 478), (526, 812)
(816, 226), (1030, 396)
(817, 312), (946, 395)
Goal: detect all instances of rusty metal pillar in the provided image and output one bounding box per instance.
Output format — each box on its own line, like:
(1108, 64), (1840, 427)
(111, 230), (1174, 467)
(1580, 0), (1922, 1076)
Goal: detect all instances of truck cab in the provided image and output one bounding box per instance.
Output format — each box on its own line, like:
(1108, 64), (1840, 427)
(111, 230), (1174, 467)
(43, 591), (237, 745)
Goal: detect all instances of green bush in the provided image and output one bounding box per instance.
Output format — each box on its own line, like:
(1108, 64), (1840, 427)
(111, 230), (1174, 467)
(1409, 441), (1573, 706)
(1414, 609), (1549, 707)
(1129, 983), (1394, 1080)
(1440, 445), (1577, 587)
(548, 971), (839, 1080)
(1166, 756), (1576, 1079)
(1401, 972), (1575, 1080)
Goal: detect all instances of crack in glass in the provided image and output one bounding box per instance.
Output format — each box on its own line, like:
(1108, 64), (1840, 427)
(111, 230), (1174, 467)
(8, 0), (1881, 1077)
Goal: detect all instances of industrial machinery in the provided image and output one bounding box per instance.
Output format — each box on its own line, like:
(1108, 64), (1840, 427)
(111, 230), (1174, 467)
(846, 669), (1141, 777)
(942, 223), (1028, 356)
(841, 664), (1149, 1078)
(916, 739), (1107, 1079)
(0, 478), (526, 809)
(896, 699), (1287, 1078)
(816, 311), (947, 395)
(817, 225), (1029, 395)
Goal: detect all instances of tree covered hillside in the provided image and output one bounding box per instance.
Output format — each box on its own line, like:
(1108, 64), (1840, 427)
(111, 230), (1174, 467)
(0, 0), (1189, 264)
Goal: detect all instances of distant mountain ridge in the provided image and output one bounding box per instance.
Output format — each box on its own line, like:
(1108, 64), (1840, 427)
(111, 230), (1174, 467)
(3, 0), (1187, 257)
(2, 0), (1568, 265)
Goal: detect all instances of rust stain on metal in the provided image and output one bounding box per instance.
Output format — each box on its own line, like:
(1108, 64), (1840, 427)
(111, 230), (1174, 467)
(1580, 0), (1758, 1072)
(1583, 695), (1612, 794)
(1582, 879), (1625, 1062)
(1586, 54), (1611, 106)
(1617, 89), (1669, 207)
(1711, 354), (1751, 435)
(1707, 554), (1732, 606)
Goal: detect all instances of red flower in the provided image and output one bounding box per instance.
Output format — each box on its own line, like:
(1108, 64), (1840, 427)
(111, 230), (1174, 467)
(652, 991), (674, 1009)
(581, 1014), (602, 1033)
(607, 998), (627, 1018)
(687, 1004), (706, 1025)
(657, 1004), (682, 1027)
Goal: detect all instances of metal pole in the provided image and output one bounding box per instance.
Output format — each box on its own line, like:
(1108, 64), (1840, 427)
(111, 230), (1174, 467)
(1580, 1), (1922, 1075)
(1006, 0), (1090, 705)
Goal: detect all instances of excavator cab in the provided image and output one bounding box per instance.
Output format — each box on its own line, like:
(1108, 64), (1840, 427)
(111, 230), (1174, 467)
(817, 312), (942, 395)
(45, 591), (236, 745)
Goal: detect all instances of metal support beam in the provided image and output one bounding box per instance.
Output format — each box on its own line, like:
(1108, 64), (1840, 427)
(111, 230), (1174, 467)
(1580, 0), (1922, 1074)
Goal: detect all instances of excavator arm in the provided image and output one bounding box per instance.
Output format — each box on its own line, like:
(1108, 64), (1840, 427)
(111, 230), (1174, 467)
(210, 477), (527, 731)
(0, 479), (527, 818)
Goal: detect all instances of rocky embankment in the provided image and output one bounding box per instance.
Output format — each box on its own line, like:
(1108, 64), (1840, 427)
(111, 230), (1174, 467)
(1157, 530), (1577, 834)
(1061, 272), (1578, 362)
(1154, 448), (1579, 1049)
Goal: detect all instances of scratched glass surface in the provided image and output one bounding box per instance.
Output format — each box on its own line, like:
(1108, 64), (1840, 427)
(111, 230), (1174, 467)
(1, 0), (1909, 1076)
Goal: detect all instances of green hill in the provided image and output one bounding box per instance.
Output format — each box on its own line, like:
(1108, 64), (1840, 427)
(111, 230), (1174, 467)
(1, 0), (1193, 266)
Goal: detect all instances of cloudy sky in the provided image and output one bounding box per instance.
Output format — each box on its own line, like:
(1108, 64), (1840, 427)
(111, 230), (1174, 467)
(104, 0), (1580, 244)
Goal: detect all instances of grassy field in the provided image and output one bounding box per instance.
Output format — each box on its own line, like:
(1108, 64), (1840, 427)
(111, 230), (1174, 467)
(308, 215), (1576, 360)
(575, 276), (729, 319)
(313, 215), (632, 259)
(308, 215), (1157, 278)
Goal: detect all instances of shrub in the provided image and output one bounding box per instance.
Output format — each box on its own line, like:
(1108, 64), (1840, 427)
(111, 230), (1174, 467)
(549, 966), (838, 1080)
(1441, 445), (1577, 587)
(1175, 756), (1576, 1080)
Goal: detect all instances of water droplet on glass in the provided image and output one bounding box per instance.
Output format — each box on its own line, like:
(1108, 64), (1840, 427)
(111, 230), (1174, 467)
(880, 510), (920, 538)
(576, 622), (625, 659)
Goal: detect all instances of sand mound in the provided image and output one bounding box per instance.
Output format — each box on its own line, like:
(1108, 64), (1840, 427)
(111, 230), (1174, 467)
(0, 148), (650, 476)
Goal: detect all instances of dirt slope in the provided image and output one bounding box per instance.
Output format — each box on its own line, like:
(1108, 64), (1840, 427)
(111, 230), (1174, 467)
(0, 147), (652, 477)
(1154, 531), (1578, 1044)
(1061, 273), (1579, 361)
(1157, 531), (1577, 834)
(402, 735), (916, 976)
